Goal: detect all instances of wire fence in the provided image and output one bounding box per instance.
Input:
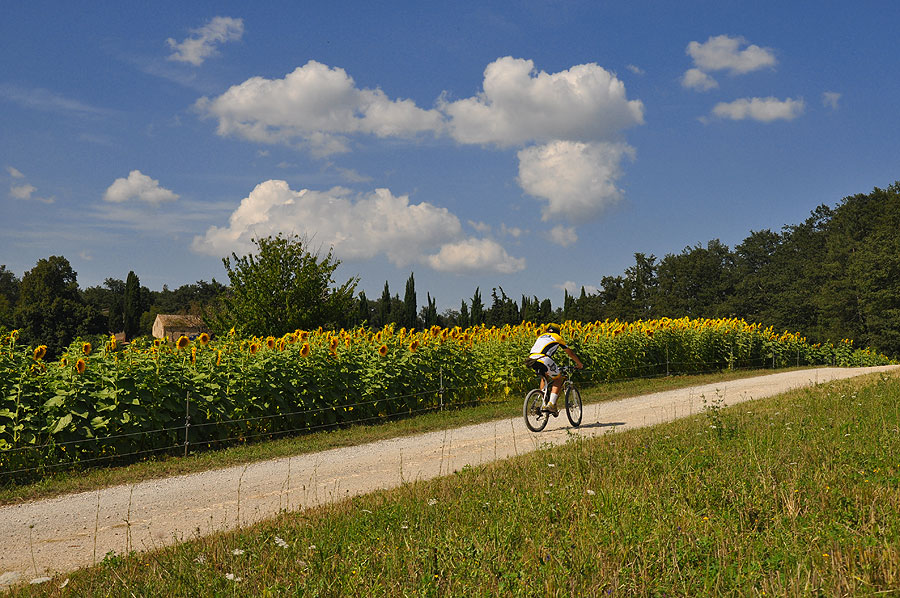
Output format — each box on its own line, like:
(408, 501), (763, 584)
(0, 354), (834, 482)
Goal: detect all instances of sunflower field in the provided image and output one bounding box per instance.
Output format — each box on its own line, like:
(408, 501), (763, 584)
(0, 318), (891, 480)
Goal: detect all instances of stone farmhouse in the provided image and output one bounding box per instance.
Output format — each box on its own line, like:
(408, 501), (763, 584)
(151, 314), (208, 341)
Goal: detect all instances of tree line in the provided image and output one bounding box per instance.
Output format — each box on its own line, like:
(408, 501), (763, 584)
(2, 181), (899, 358)
(562, 182), (900, 357)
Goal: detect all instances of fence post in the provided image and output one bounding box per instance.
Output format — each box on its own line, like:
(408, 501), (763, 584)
(184, 391), (191, 457)
(665, 343), (670, 377)
(439, 367), (444, 412)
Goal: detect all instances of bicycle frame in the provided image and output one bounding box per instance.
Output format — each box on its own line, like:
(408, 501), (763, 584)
(523, 365), (582, 431)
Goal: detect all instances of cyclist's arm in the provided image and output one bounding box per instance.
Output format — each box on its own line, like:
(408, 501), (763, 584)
(563, 346), (583, 369)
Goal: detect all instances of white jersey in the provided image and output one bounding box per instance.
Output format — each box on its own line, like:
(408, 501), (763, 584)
(529, 333), (565, 358)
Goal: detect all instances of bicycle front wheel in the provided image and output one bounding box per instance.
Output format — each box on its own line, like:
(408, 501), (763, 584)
(565, 385), (583, 428)
(523, 388), (549, 432)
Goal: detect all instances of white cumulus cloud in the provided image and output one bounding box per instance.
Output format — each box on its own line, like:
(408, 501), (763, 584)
(681, 68), (718, 91)
(425, 238), (526, 274)
(686, 35), (776, 75)
(711, 97), (805, 122)
(194, 60), (443, 155)
(441, 56), (644, 147)
(104, 170), (179, 204)
(191, 180), (524, 274)
(547, 224), (577, 247)
(167, 16), (244, 66)
(7, 166), (24, 178)
(517, 140), (635, 221)
(194, 57), (645, 226)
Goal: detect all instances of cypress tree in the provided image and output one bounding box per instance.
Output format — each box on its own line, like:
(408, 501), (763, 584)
(123, 271), (141, 340)
(379, 281), (391, 327)
(403, 272), (417, 330)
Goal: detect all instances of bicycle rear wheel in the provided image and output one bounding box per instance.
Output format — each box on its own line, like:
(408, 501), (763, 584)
(565, 385), (583, 428)
(523, 388), (549, 432)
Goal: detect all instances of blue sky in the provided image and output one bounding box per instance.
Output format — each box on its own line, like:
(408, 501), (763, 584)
(2, 1), (898, 312)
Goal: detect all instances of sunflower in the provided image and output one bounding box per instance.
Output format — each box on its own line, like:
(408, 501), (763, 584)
(33, 345), (47, 360)
(191, 346), (197, 364)
(59, 356), (68, 368)
(378, 344), (388, 357)
(299, 331), (309, 342)
(300, 343), (310, 357)
(266, 336), (276, 350)
(330, 338), (339, 351)
(216, 350), (223, 366)
(76, 358), (87, 374)
(249, 343), (260, 355)
(177, 336), (190, 350)
(409, 340), (419, 353)
(198, 332), (210, 345)
(82, 342), (92, 356)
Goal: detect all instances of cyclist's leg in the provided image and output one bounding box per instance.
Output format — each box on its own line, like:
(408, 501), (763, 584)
(538, 357), (563, 410)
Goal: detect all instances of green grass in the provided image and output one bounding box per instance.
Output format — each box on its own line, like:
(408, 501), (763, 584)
(0, 368), (783, 506)
(9, 369), (900, 596)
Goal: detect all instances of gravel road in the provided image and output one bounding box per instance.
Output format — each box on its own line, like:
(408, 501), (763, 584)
(1, 365), (897, 588)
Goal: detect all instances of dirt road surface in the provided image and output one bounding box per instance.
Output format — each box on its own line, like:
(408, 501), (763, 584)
(1, 366), (897, 588)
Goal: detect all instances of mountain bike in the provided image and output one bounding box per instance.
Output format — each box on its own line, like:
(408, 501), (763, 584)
(523, 365), (583, 432)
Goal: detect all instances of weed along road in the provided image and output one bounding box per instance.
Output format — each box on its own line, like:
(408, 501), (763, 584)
(1, 366), (897, 587)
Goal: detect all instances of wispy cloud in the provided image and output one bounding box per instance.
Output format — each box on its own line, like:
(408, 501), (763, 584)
(822, 91), (841, 110)
(0, 84), (110, 117)
(6, 168), (54, 203)
(167, 16), (244, 66)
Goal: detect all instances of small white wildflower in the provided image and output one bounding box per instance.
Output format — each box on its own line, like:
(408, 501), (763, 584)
(400, 524), (409, 530)
(225, 573), (242, 582)
(586, 489), (596, 496)
(308, 544), (317, 551)
(274, 536), (289, 549)
(232, 548), (245, 556)
(427, 498), (438, 506)
(30, 577), (51, 585)
(194, 555), (206, 564)
(548, 463), (556, 468)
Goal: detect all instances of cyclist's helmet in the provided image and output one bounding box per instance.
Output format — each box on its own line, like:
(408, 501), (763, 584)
(545, 323), (561, 334)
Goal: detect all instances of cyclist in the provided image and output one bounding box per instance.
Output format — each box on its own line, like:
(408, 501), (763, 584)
(524, 323), (583, 415)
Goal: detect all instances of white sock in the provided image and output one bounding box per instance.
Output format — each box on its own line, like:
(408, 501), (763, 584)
(549, 392), (558, 406)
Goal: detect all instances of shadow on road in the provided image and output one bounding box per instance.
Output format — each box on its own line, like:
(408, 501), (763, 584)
(576, 421), (626, 430)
